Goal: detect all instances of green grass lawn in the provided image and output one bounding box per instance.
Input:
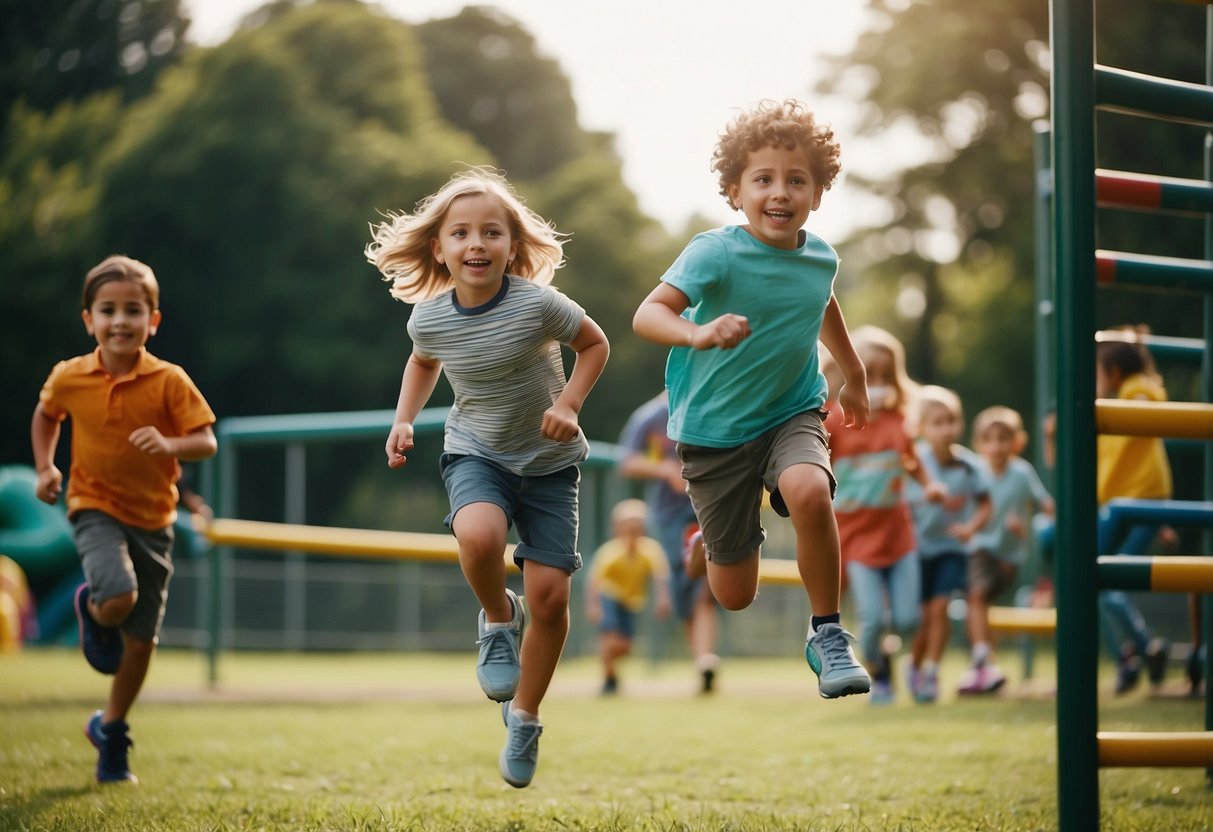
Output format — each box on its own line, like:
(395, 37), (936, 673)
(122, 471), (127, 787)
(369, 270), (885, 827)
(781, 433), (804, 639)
(1, 647), (1209, 831)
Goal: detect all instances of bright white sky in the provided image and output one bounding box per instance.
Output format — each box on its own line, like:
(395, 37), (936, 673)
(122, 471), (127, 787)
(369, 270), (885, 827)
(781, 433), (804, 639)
(184, 0), (886, 242)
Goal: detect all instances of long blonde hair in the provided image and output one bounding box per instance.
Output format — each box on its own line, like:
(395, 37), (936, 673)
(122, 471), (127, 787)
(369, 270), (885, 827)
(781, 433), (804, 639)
(852, 325), (918, 414)
(366, 167), (566, 303)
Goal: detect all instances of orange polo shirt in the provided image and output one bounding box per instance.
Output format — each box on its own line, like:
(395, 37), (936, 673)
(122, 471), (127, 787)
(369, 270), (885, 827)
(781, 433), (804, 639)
(39, 348), (216, 530)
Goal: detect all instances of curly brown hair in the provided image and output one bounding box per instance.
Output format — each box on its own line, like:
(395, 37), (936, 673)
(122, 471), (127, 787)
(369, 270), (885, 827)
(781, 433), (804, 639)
(711, 99), (842, 207)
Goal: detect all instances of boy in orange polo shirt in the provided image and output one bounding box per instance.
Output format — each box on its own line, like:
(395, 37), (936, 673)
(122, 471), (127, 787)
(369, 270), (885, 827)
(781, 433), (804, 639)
(31, 255), (217, 784)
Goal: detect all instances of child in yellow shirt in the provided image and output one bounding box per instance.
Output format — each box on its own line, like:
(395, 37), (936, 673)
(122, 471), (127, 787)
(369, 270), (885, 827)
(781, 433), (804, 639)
(586, 499), (671, 694)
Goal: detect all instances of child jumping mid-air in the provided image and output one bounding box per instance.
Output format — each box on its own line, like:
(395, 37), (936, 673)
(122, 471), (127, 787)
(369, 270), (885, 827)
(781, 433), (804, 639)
(31, 255), (217, 783)
(585, 499), (671, 695)
(366, 167), (609, 787)
(906, 385), (992, 702)
(965, 406), (1054, 695)
(633, 98), (872, 699)
(825, 327), (942, 704)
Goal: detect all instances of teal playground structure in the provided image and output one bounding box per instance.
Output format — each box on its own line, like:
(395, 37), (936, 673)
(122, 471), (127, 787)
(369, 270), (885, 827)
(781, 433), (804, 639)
(1047, 0), (1213, 828)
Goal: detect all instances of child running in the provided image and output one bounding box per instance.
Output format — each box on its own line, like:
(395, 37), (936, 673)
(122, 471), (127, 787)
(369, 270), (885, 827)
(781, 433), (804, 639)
(31, 255), (218, 783)
(585, 499), (671, 695)
(825, 327), (942, 704)
(905, 385), (992, 702)
(964, 405), (1054, 695)
(633, 98), (872, 699)
(366, 167), (609, 788)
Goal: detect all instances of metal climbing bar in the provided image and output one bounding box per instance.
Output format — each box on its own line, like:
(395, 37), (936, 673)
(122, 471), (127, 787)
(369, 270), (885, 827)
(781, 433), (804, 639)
(1096, 65), (1213, 125)
(1095, 330), (1206, 363)
(1097, 555), (1213, 592)
(1098, 732), (1213, 768)
(1097, 169), (1213, 215)
(1095, 399), (1213, 438)
(1095, 250), (1213, 291)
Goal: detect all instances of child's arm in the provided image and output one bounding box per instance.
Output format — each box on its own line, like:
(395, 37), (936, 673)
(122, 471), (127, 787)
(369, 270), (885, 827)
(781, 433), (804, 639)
(950, 492), (993, 542)
(632, 284), (750, 349)
(817, 295), (869, 429)
(652, 571), (671, 620)
(544, 315), (610, 443)
(386, 352), (442, 469)
(903, 447), (947, 503)
(30, 403), (63, 505)
(129, 425), (217, 461)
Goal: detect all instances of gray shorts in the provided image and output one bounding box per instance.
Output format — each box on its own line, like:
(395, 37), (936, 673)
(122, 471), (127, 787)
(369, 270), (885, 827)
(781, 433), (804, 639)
(71, 509), (174, 642)
(439, 454), (583, 574)
(677, 410), (835, 566)
(968, 548), (1018, 601)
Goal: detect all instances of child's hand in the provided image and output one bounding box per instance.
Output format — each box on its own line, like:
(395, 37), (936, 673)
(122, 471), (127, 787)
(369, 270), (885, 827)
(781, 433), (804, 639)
(129, 426), (174, 456)
(1005, 512), (1026, 538)
(35, 465), (62, 505)
(924, 482), (948, 503)
(691, 313), (750, 350)
(542, 404), (581, 443)
(660, 458), (687, 493)
(385, 422), (415, 469)
(947, 522), (974, 542)
(836, 382), (870, 429)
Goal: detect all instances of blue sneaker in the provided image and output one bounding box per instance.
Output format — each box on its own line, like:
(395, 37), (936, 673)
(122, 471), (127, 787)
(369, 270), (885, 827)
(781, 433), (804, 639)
(499, 701), (542, 788)
(805, 623), (871, 699)
(75, 585), (123, 675)
(85, 711), (138, 784)
(476, 588), (524, 702)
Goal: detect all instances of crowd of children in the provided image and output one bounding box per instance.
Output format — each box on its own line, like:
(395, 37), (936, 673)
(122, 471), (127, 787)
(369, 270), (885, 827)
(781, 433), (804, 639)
(28, 96), (1191, 796)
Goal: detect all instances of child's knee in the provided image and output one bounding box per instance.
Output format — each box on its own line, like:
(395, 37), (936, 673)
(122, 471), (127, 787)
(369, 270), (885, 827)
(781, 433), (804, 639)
(712, 582), (757, 611)
(93, 590), (136, 627)
(525, 583), (571, 623)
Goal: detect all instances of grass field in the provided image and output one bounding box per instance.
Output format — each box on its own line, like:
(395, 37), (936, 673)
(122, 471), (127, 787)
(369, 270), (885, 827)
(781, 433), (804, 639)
(1, 647), (1210, 831)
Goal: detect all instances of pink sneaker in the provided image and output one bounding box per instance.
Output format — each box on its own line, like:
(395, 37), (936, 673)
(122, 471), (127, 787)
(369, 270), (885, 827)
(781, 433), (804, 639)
(957, 664), (1006, 695)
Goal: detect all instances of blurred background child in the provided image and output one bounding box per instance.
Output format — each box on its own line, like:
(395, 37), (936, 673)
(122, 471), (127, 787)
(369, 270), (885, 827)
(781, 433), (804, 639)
(585, 499), (671, 695)
(965, 406), (1054, 695)
(906, 385), (991, 702)
(824, 328), (941, 704)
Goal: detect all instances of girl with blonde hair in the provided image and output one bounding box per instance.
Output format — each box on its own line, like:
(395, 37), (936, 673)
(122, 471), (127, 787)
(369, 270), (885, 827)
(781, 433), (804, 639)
(367, 167), (609, 788)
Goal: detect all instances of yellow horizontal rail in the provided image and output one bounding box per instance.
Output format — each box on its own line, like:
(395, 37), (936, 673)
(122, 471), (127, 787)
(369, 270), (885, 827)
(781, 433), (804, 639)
(1096, 398), (1213, 439)
(204, 518), (520, 571)
(1149, 556), (1213, 592)
(204, 518), (813, 586)
(988, 605), (1057, 636)
(1098, 731), (1213, 768)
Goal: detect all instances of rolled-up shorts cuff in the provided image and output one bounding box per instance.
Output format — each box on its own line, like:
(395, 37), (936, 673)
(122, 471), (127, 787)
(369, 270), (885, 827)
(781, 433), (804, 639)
(707, 530), (768, 566)
(513, 543), (582, 573)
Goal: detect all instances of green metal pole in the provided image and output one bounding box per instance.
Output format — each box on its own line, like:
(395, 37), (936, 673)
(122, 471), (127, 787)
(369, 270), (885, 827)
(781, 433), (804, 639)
(1051, 0), (1101, 829)
(1035, 123), (1056, 494)
(1203, 4), (1213, 784)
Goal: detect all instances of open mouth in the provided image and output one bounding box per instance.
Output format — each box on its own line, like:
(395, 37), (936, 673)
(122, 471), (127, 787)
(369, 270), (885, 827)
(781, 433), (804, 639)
(765, 210), (793, 222)
(464, 259), (491, 268)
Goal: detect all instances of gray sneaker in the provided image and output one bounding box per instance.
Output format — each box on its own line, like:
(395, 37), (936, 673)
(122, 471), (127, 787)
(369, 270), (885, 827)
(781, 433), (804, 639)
(499, 700), (542, 788)
(476, 588), (524, 701)
(805, 623), (871, 699)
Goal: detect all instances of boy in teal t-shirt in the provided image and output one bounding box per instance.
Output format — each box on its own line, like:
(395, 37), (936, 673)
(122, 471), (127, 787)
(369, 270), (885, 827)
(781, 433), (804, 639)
(633, 98), (872, 700)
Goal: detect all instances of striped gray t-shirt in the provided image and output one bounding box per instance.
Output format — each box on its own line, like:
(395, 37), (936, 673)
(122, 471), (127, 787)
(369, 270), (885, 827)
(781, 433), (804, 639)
(407, 276), (589, 476)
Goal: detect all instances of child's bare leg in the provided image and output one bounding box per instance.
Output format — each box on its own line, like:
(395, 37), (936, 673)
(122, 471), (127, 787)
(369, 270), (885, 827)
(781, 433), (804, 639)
(911, 607), (928, 666)
(925, 596), (951, 663)
(779, 463), (841, 615)
(451, 503), (513, 622)
(706, 555), (760, 611)
(514, 562), (571, 715)
(967, 589), (992, 648)
(104, 634), (154, 722)
(90, 591), (136, 628)
(688, 589), (718, 659)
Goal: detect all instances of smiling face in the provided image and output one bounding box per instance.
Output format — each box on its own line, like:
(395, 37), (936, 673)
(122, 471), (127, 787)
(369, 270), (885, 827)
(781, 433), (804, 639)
(430, 192), (519, 307)
(726, 144), (824, 250)
(81, 278), (160, 375)
(920, 401), (962, 454)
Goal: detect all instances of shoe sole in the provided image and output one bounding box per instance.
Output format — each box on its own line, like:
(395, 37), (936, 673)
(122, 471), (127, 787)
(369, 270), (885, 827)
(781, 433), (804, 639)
(818, 676), (872, 699)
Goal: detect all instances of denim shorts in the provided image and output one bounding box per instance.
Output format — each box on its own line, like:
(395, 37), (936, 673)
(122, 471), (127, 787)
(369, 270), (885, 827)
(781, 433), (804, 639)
(598, 595), (636, 638)
(677, 410), (835, 566)
(71, 509), (174, 642)
(919, 551), (967, 602)
(440, 454), (582, 573)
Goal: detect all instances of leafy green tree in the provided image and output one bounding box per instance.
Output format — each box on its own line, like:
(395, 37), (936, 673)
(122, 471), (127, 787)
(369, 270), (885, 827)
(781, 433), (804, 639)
(414, 7), (588, 180)
(1, 0), (189, 122)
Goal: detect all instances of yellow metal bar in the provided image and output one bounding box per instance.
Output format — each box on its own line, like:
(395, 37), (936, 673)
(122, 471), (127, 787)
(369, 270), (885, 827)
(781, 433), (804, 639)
(1151, 556), (1213, 592)
(757, 558), (801, 586)
(1098, 731), (1213, 767)
(1095, 398), (1213, 438)
(204, 518), (519, 571)
(988, 605), (1057, 636)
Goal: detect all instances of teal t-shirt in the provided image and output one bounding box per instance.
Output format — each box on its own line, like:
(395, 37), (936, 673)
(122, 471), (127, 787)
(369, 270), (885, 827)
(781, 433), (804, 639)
(661, 225), (836, 448)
